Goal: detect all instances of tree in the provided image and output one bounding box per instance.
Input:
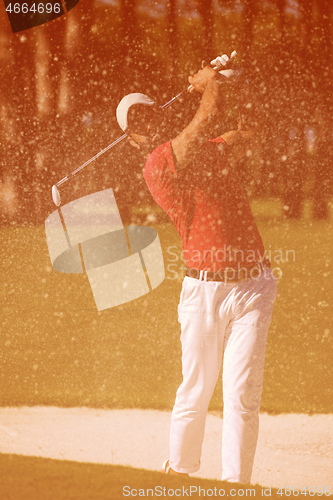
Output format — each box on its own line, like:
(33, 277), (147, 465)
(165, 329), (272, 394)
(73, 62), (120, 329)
(167, 0), (178, 78)
(197, 0), (214, 61)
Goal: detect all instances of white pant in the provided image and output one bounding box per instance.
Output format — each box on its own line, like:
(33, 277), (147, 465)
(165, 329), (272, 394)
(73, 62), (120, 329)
(169, 269), (278, 483)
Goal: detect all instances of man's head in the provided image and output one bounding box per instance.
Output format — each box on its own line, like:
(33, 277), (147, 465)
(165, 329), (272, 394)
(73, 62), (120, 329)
(116, 93), (164, 156)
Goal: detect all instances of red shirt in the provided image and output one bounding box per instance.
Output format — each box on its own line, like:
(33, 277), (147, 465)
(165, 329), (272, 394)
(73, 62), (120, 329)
(143, 138), (266, 271)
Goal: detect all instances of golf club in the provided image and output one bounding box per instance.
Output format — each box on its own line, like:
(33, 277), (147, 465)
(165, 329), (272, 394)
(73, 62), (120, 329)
(51, 132), (128, 206)
(51, 89), (188, 206)
(51, 52), (239, 206)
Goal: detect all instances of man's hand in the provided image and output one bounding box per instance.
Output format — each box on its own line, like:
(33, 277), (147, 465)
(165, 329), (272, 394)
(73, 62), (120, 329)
(212, 51), (247, 87)
(188, 52), (246, 94)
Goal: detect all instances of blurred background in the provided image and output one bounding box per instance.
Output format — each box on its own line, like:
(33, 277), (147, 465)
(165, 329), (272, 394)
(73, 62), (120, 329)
(0, 0), (332, 225)
(0, 0), (332, 414)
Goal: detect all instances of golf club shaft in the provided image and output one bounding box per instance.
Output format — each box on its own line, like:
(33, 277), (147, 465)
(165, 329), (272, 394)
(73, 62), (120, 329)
(54, 90), (188, 190)
(160, 89), (187, 110)
(54, 52), (239, 190)
(52, 53), (239, 205)
(56, 132), (128, 187)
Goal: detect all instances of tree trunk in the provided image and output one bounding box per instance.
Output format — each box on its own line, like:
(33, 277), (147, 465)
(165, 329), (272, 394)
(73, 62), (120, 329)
(197, 0), (214, 61)
(242, 0), (254, 63)
(166, 0), (178, 79)
(120, 0), (137, 63)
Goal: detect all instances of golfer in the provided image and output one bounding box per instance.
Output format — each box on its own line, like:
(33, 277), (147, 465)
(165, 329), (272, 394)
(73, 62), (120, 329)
(116, 57), (277, 484)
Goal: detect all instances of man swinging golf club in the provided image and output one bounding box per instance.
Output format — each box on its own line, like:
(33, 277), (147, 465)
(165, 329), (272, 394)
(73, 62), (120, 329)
(116, 54), (277, 484)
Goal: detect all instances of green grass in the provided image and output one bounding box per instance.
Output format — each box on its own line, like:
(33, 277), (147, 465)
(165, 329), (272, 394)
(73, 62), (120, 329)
(1, 454), (327, 500)
(0, 199), (332, 413)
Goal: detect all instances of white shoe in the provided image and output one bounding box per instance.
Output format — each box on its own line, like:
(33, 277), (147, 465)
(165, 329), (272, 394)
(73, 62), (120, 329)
(161, 459), (189, 476)
(161, 459), (171, 474)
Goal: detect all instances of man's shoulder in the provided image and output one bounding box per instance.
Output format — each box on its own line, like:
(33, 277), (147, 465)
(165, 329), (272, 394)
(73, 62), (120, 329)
(143, 141), (170, 171)
(143, 140), (177, 186)
(147, 140), (172, 159)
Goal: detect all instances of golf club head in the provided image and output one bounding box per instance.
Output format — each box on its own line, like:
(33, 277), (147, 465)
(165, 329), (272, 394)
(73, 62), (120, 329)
(52, 185), (61, 206)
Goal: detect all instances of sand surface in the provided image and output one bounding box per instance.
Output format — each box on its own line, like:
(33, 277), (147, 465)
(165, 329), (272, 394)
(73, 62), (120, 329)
(0, 407), (332, 489)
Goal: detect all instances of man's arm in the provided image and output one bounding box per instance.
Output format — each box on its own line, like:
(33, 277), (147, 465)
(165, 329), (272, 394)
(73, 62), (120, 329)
(171, 65), (225, 169)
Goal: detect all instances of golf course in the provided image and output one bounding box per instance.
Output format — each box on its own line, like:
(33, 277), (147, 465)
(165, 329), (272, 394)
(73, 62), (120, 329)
(0, 199), (332, 499)
(1, 200), (332, 413)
